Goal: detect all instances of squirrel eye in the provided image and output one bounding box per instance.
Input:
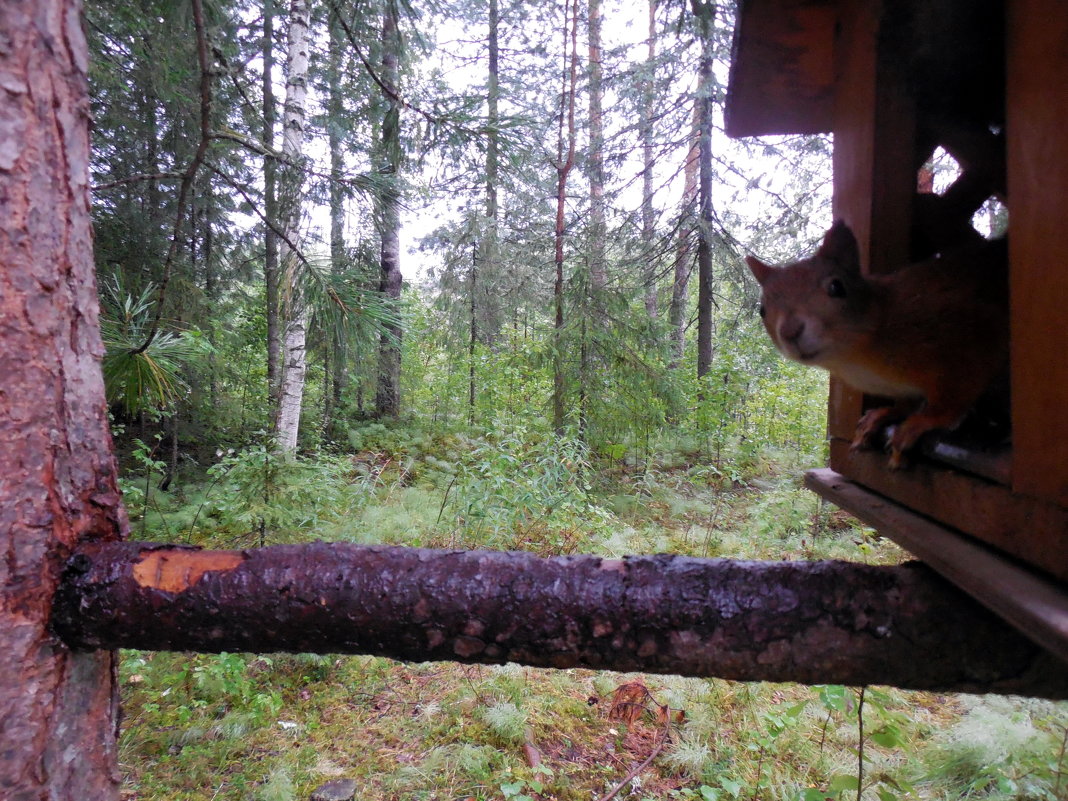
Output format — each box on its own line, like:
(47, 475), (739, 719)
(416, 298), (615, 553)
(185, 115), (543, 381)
(758, 304), (766, 318)
(827, 278), (847, 298)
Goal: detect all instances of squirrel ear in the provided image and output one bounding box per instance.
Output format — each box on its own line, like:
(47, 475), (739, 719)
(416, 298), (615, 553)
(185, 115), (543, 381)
(746, 255), (772, 285)
(818, 220), (860, 270)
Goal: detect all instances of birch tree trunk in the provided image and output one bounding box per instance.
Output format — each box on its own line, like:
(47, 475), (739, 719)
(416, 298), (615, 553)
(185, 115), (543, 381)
(274, 0), (311, 452)
(0, 1), (128, 795)
(375, 0), (404, 418)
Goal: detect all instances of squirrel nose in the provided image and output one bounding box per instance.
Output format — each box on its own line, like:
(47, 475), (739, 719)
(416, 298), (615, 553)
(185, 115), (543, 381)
(780, 318), (805, 344)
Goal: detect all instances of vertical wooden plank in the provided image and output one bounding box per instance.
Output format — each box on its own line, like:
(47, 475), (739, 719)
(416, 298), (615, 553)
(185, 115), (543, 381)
(1006, 0), (1068, 507)
(828, 0), (917, 448)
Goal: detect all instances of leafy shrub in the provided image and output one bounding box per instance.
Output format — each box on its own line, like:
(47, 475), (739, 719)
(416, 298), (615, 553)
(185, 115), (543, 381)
(442, 425), (615, 553)
(203, 446), (367, 544)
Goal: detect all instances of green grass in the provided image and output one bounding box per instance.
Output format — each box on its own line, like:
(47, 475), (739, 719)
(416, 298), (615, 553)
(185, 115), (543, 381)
(116, 435), (1068, 800)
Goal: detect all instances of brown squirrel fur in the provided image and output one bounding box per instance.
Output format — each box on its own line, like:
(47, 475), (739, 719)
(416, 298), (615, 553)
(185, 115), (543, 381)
(746, 221), (1008, 467)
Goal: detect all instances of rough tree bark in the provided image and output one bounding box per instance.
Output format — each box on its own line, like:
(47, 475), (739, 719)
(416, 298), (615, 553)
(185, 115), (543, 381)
(54, 543), (1067, 698)
(274, 0), (312, 452)
(0, 1), (128, 796)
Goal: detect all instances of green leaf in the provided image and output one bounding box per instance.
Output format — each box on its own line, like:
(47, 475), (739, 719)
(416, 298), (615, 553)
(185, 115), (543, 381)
(817, 685), (849, 713)
(869, 724), (905, 748)
(500, 781), (525, 798)
(826, 774), (859, 794)
(719, 778), (744, 798)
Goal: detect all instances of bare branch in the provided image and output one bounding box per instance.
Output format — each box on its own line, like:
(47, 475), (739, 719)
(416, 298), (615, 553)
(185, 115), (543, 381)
(207, 164), (309, 270)
(91, 172), (184, 192)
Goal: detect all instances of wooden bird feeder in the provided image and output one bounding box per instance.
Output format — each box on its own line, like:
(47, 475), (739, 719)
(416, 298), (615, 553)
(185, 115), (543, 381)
(726, 0), (1068, 664)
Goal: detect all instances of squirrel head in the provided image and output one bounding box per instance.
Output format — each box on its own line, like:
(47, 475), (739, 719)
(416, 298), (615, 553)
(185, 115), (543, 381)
(746, 221), (876, 372)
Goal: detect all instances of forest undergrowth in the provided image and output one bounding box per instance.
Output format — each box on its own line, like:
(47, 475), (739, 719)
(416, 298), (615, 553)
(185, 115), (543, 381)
(116, 426), (1068, 801)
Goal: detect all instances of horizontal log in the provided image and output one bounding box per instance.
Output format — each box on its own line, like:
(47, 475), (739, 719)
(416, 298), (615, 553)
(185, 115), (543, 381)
(52, 541), (1068, 698)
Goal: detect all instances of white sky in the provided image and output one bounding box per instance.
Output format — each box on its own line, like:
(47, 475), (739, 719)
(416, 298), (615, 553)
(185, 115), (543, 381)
(294, 0), (833, 285)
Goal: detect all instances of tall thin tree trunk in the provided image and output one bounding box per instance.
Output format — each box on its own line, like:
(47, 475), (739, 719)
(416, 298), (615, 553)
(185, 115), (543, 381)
(472, 0), (501, 419)
(692, 0), (716, 382)
(669, 104), (700, 370)
(552, 0), (580, 433)
(587, 0), (606, 292)
(0, 1), (128, 795)
(203, 180), (219, 411)
(263, 0), (282, 417)
(469, 241), (478, 423)
(326, 17), (347, 440)
(486, 0), (500, 237)
(274, 0), (312, 452)
(642, 0), (659, 319)
(375, 0), (403, 418)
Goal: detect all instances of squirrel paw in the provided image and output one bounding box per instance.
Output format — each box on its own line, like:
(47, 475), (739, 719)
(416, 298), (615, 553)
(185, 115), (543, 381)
(887, 411), (957, 468)
(887, 446), (911, 470)
(852, 407), (906, 452)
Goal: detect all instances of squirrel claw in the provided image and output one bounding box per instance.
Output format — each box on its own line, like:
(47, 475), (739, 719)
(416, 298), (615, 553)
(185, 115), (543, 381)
(853, 406), (905, 452)
(887, 447), (909, 470)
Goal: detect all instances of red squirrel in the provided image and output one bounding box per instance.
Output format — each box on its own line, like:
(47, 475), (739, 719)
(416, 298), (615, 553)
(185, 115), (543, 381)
(746, 221), (1008, 468)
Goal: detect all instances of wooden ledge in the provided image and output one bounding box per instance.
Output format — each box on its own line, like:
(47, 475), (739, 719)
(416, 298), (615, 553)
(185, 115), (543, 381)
(806, 467), (1068, 667)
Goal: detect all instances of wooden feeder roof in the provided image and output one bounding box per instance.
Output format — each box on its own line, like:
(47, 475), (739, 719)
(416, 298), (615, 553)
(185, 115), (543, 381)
(725, 0), (835, 137)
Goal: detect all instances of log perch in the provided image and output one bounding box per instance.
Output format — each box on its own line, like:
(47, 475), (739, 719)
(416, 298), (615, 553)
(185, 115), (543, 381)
(52, 541), (1068, 698)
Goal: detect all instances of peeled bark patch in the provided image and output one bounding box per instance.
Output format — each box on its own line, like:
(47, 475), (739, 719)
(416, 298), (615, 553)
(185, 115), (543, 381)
(132, 549), (245, 593)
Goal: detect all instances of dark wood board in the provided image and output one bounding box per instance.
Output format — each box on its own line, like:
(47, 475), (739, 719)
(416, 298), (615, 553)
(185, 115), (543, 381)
(1006, 0), (1068, 507)
(806, 467), (1068, 667)
(829, 439), (1068, 582)
(725, 0), (835, 137)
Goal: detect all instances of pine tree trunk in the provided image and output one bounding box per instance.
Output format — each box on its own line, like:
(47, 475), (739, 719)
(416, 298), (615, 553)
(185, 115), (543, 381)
(0, 2), (128, 795)
(375, 0), (403, 418)
(263, 0), (282, 415)
(693, 0), (716, 382)
(553, 0), (580, 433)
(274, 0), (312, 453)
